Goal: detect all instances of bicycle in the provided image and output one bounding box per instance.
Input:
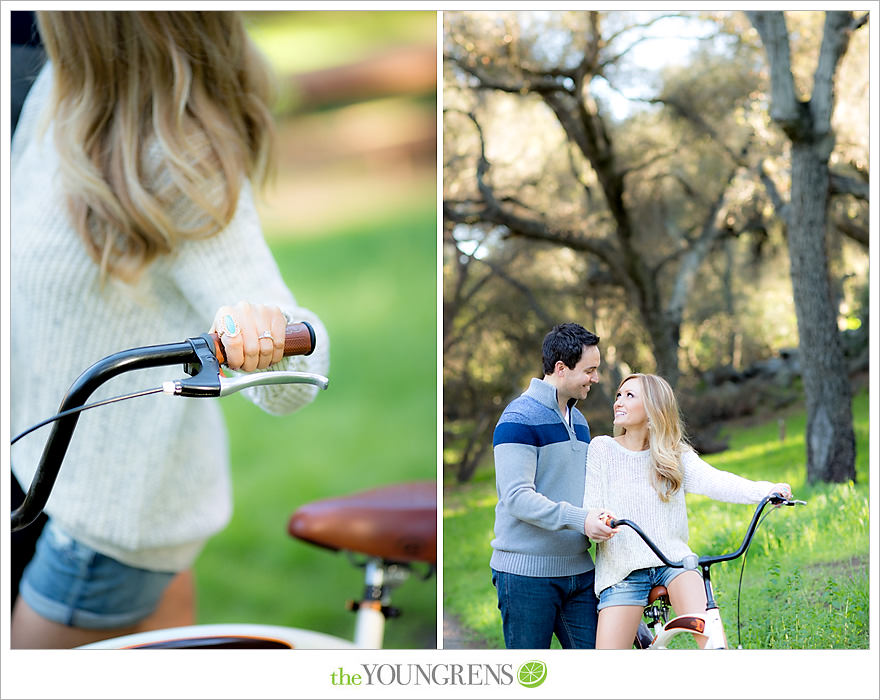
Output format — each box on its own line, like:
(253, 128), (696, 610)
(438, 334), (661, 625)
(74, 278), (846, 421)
(10, 325), (437, 649)
(606, 494), (806, 650)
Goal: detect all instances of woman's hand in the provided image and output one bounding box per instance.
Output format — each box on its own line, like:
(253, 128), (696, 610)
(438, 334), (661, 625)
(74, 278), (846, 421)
(585, 509), (618, 541)
(769, 482), (793, 500)
(212, 302), (286, 371)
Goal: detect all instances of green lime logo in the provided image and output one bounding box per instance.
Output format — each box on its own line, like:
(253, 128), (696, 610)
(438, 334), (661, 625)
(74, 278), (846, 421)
(517, 660), (547, 688)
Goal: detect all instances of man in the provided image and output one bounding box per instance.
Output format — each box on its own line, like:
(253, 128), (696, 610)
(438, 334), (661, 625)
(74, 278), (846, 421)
(490, 322), (615, 648)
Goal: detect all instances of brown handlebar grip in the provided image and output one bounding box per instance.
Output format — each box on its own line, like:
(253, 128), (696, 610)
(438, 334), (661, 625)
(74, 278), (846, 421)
(209, 322), (316, 365)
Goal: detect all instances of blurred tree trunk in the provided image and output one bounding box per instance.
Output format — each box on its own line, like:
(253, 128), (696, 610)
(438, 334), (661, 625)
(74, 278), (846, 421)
(747, 10), (863, 483)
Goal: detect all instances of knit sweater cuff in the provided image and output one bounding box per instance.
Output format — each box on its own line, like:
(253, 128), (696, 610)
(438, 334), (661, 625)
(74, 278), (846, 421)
(562, 504), (588, 533)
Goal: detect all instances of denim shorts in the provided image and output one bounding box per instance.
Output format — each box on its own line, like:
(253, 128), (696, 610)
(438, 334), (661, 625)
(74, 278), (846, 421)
(18, 521), (176, 629)
(597, 565), (691, 611)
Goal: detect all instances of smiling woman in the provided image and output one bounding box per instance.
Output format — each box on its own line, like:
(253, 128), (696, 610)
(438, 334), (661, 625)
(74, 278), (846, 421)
(612, 376), (648, 433)
(585, 372), (791, 649)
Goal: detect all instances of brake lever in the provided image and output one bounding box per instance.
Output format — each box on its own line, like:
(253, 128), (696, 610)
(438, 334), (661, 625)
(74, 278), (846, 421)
(769, 494), (807, 507)
(164, 370), (329, 396)
(218, 371), (329, 396)
(161, 335), (223, 397)
(161, 335), (329, 397)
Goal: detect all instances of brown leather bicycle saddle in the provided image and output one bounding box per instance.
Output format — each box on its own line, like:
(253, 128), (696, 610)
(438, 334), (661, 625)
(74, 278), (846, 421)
(288, 481), (436, 564)
(648, 586), (669, 604)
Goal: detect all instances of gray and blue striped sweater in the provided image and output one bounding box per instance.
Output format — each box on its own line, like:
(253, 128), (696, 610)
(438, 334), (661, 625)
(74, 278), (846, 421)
(490, 377), (594, 577)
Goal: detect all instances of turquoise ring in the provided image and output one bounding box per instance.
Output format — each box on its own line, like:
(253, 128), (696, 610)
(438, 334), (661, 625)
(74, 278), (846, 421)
(218, 314), (240, 338)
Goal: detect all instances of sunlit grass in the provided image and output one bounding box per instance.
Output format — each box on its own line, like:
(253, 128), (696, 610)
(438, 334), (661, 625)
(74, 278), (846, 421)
(194, 204), (437, 649)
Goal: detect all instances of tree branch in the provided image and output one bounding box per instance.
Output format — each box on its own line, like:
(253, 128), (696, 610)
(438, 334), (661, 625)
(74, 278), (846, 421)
(665, 161), (742, 320)
(602, 12), (688, 45)
(644, 96), (748, 166)
(448, 56), (570, 96)
(745, 11), (809, 137)
(619, 148), (680, 179)
(811, 12), (856, 135)
(476, 257), (556, 327)
(756, 160), (791, 227)
(443, 111), (624, 273)
(833, 213), (868, 248)
(829, 172), (869, 200)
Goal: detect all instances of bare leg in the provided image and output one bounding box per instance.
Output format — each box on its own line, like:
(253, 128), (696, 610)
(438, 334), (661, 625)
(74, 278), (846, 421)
(10, 570), (195, 649)
(667, 570), (709, 649)
(133, 569), (196, 631)
(10, 598), (140, 649)
(595, 605), (645, 649)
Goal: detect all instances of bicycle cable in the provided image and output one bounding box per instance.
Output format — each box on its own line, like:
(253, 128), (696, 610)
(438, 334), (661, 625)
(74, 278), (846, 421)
(11, 387), (164, 446)
(735, 505), (780, 648)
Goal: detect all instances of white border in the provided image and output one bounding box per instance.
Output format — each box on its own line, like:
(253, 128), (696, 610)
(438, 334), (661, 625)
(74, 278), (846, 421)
(2, 4), (878, 700)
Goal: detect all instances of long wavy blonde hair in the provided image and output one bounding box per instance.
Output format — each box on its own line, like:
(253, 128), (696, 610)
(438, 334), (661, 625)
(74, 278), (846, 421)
(614, 373), (690, 501)
(36, 11), (276, 281)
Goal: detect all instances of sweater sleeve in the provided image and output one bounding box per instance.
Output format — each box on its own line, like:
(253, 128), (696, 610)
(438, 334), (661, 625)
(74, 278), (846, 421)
(681, 448), (775, 503)
(158, 180), (329, 416)
(493, 417), (587, 533)
(584, 436), (606, 512)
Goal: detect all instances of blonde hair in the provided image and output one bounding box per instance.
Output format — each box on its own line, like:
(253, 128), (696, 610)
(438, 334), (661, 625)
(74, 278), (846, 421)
(614, 373), (689, 501)
(36, 11), (276, 281)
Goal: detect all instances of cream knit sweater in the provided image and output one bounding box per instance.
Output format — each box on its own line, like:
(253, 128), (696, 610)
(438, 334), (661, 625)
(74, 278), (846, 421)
(584, 435), (774, 596)
(10, 64), (330, 572)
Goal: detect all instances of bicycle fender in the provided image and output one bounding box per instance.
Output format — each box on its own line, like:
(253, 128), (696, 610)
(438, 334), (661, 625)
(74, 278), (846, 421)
(665, 614), (706, 635)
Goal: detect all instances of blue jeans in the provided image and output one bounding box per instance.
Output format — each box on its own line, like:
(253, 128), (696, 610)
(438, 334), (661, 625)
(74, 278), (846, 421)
(491, 569), (598, 649)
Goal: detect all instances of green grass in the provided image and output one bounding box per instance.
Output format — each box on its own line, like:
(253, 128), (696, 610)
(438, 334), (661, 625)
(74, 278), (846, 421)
(194, 201), (437, 648)
(443, 387), (870, 649)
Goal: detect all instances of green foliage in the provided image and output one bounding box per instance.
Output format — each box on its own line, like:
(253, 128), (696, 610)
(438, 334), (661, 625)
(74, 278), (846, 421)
(194, 203), (437, 649)
(444, 10), (870, 469)
(443, 388), (869, 649)
(244, 10), (435, 74)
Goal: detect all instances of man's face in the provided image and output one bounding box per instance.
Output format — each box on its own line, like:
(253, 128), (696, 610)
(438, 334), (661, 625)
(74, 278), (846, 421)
(557, 344), (601, 403)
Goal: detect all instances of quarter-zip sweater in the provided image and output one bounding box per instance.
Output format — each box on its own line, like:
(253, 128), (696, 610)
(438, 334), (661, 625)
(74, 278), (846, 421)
(490, 378), (593, 577)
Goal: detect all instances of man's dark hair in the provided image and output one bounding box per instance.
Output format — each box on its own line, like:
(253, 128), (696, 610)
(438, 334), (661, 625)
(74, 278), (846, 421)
(542, 323), (600, 375)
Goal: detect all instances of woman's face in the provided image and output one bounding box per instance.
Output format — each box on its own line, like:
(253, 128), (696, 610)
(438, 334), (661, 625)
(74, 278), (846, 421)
(613, 377), (648, 431)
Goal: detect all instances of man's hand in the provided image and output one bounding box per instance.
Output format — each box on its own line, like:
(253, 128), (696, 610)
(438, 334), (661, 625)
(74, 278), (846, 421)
(585, 509), (618, 541)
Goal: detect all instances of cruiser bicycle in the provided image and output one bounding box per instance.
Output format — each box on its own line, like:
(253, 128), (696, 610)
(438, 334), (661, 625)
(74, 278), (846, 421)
(609, 494), (806, 650)
(10, 324), (437, 649)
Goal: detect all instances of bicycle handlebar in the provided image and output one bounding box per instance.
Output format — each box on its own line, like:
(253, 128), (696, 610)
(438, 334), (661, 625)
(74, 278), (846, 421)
(608, 494), (805, 570)
(11, 324), (325, 532)
(209, 322), (316, 364)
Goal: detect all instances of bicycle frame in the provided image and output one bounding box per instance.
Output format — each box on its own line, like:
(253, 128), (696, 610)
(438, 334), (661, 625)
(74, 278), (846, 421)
(11, 333), (435, 649)
(613, 494), (804, 650)
(648, 607), (728, 650)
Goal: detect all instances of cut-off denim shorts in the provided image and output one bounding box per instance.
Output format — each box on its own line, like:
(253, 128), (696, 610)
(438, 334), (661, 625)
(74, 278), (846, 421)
(18, 521), (176, 629)
(597, 565), (692, 611)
